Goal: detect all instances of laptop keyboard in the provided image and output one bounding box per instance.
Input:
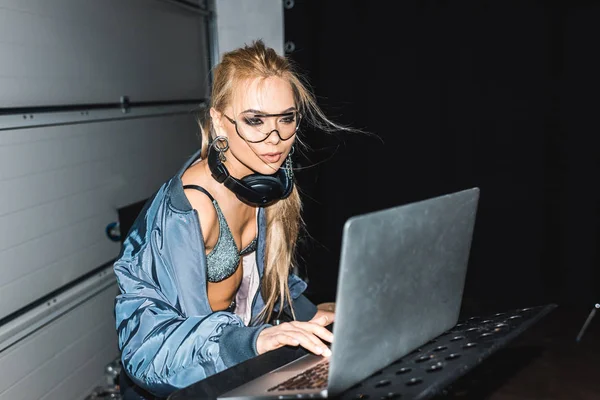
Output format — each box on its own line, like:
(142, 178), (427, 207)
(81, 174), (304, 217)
(267, 359), (330, 392)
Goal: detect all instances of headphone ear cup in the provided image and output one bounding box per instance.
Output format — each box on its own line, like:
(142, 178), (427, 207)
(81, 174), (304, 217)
(276, 167), (293, 199)
(240, 174), (286, 198)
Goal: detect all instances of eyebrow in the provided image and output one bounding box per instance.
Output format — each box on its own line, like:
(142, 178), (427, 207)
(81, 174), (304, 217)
(241, 107), (296, 114)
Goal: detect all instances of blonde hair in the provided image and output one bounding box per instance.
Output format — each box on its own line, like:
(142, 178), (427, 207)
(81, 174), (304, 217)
(199, 40), (352, 323)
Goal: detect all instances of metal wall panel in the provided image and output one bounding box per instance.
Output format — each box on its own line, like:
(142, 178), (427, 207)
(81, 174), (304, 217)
(0, 278), (120, 400)
(0, 110), (201, 321)
(214, 0), (284, 60)
(0, 0), (210, 107)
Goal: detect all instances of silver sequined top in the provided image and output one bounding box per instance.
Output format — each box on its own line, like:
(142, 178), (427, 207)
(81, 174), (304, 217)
(206, 200), (257, 282)
(183, 184), (257, 282)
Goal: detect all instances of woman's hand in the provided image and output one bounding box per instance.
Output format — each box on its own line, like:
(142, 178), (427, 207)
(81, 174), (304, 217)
(311, 302), (335, 326)
(310, 310), (335, 327)
(256, 317), (334, 357)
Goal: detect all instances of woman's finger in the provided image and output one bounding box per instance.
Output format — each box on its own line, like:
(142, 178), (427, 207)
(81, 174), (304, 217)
(286, 322), (329, 351)
(310, 311), (335, 326)
(292, 321), (334, 344)
(257, 323), (332, 356)
(272, 332), (300, 349)
(287, 327), (330, 356)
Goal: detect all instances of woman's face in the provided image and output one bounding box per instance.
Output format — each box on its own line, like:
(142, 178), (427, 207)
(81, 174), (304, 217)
(212, 76), (298, 177)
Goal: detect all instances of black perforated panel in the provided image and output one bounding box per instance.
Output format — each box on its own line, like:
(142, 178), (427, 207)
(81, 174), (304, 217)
(338, 304), (557, 400)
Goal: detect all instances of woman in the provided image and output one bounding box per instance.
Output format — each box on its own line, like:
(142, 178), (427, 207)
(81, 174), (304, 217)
(114, 40), (349, 398)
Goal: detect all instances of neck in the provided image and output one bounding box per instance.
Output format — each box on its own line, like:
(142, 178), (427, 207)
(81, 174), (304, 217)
(202, 159), (255, 210)
(224, 155), (256, 180)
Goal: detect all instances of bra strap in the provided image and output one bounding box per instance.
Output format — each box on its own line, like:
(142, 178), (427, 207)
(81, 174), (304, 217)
(183, 184), (215, 202)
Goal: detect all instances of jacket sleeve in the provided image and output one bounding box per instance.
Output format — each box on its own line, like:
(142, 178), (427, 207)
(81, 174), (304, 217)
(288, 294), (318, 321)
(276, 272), (318, 322)
(114, 257), (269, 398)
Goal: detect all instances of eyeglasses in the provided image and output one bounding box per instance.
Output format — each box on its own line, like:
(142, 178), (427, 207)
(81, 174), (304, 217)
(223, 111), (301, 143)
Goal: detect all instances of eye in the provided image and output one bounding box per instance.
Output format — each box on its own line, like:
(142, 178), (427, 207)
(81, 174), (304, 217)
(279, 115), (296, 124)
(243, 117), (263, 126)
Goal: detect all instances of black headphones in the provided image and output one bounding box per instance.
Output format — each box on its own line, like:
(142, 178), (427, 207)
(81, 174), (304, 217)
(207, 136), (294, 206)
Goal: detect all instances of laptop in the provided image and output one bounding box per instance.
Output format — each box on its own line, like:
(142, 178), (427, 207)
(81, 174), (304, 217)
(218, 187), (480, 399)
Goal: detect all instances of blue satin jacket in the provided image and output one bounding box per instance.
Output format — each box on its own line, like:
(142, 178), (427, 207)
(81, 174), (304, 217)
(113, 149), (317, 397)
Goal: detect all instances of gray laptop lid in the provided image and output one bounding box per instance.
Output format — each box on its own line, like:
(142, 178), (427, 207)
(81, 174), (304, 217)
(327, 187), (479, 395)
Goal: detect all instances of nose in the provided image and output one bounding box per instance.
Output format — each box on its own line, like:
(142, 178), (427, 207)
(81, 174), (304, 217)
(264, 129), (282, 145)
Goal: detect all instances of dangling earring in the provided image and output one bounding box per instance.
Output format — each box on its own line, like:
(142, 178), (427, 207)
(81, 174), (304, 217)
(212, 136), (229, 162)
(285, 146), (295, 179)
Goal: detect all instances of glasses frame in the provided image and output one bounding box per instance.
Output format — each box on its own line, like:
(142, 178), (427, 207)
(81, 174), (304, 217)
(223, 111), (301, 143)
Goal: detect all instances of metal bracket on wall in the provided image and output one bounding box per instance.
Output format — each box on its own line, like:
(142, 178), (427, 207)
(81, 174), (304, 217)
(204, 0), (218, 87)
(0, 264), (117, 354)
(120, 96), (130, 114)
(283, 0), (295, 54)
(0, 101), (208, 131)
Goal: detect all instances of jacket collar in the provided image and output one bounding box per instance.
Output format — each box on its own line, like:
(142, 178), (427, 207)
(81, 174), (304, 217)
(168, 149), (202, 212)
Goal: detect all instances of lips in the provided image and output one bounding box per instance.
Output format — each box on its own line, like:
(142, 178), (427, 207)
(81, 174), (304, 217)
(261, 152), (282, 163)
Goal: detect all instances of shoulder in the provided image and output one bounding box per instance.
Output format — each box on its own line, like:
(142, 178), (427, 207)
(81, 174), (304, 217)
(185, 187), (219, 242)
(181, 162), (220, 245)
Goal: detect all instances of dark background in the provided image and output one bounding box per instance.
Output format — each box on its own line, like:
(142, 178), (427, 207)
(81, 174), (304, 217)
(284, 0), (599, 317)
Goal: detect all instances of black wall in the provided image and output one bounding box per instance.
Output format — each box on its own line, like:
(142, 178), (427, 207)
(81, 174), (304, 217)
(284, 0), (600, 315)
